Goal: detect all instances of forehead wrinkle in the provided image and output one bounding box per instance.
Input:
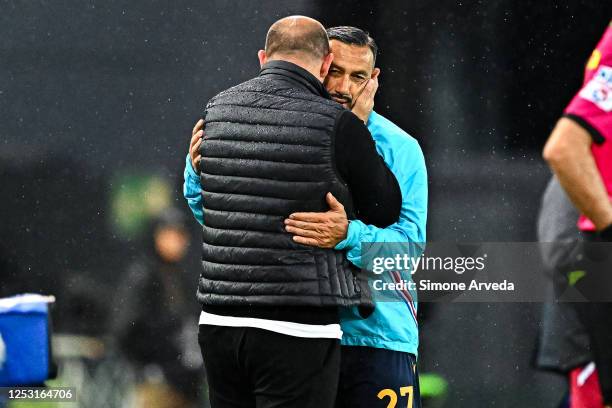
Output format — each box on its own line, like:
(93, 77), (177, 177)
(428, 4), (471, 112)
(332, 51), (373, 76)
(331, 42), (374, 69)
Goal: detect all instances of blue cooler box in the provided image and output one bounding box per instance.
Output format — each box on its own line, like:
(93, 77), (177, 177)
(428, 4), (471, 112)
(0, 294), (55, 386)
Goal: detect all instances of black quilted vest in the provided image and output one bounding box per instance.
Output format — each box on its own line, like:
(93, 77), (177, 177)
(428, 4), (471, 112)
(196, 60), (371, 310)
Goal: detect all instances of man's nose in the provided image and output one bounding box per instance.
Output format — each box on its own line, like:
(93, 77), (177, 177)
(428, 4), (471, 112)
(337, 76), (351, 94)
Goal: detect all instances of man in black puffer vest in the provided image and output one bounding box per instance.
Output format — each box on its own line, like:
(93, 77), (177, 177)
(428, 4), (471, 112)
(195, 16), (401, 408)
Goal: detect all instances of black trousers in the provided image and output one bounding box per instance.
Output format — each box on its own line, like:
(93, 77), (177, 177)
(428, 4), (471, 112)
(573, 236), (612, 403)
(198, 325), (340, 408)
(574, 302), (612, 403)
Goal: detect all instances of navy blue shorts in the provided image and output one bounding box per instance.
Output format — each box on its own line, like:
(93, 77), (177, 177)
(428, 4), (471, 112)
(336, 346), (421, 408)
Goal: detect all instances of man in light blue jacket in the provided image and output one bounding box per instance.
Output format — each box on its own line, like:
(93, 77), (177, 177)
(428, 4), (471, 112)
(184, 26), (427, 408)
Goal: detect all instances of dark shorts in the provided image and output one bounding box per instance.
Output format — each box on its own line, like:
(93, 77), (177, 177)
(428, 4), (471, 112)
(572, 234), (612, 403)
(336, 346), (421, 408)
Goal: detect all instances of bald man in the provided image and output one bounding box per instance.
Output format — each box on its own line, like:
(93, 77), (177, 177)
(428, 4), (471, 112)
(191, 16), (402, 408)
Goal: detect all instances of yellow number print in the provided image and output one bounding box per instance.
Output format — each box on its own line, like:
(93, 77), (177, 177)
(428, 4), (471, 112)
(400, 386), (414, 408)
(377, 386), (414, 408)
(377, 389), (397, 408)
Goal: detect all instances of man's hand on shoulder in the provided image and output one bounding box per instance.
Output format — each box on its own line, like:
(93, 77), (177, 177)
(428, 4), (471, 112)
(189, 119), (204, 173)
(351, 76), (378, 124)
(284, 193), (348, 248)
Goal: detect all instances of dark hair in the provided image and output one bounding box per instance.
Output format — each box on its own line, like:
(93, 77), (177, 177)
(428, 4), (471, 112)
(265, 21), (330, 60)
(326, 26), (378, 64)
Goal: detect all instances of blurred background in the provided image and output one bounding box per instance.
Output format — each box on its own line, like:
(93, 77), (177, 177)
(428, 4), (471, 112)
(1, 0), (609, 406)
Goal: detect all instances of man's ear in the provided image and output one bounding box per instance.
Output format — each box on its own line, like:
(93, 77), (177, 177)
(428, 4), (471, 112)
(320, 52), (334, 79)
(371, 67), (381, 79)
(258, 50), (267, 67)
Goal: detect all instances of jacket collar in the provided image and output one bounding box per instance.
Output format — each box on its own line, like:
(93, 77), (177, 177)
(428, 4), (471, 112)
(259, 60), (330, 99)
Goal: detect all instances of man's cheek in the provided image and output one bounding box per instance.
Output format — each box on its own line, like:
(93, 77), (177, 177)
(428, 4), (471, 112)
(349, 85), (361, 102)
